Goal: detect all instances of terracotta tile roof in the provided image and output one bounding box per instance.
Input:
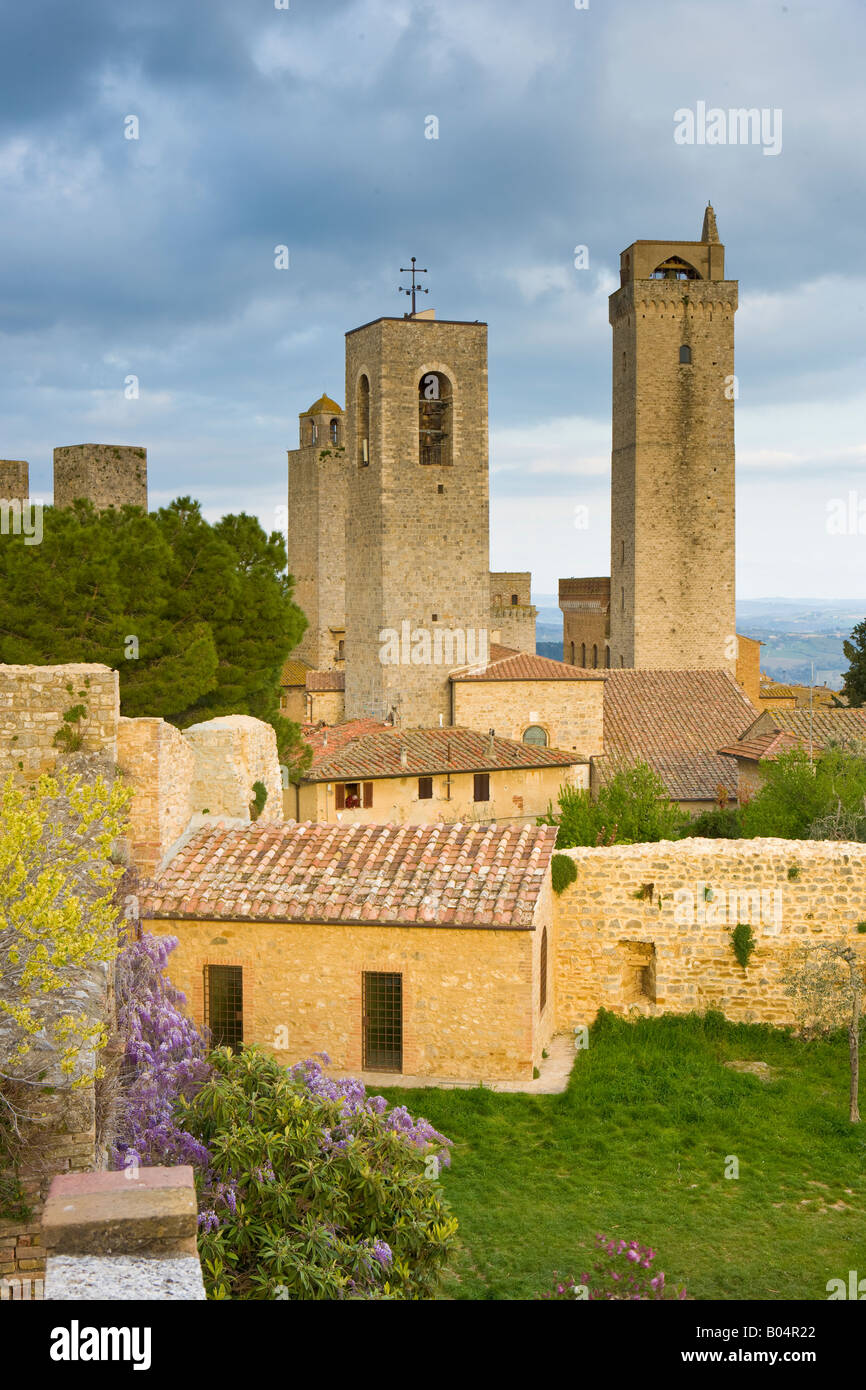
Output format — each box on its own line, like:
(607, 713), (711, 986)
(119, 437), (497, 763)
(766, 707), (866, 743)
(303, 725), (583, 782)
(452, 651), (604, 682)
(141, 821), (559, 929)
(598, 668), (758, 801)
(280, 657), (311, 687)
(718, 730), (816, 762)
(302, 719), (391, 764)
(306, 669), (345, 692)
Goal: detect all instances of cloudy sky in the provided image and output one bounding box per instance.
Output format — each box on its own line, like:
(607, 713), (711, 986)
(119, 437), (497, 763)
(1, 0), (865, 599)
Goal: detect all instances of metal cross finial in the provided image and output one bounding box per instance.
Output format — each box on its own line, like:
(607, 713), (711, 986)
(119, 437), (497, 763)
(398, 257), (429, 316)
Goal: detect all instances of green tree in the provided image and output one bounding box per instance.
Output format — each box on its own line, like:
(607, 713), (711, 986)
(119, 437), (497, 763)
(740, 745), (866, 841)
(545, 758), (687, 848)
(841, 619), (866, 707)
(0, 498), (308, 766)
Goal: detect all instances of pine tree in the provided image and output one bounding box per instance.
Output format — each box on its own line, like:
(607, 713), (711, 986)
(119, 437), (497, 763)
(841, 619), (866, 707)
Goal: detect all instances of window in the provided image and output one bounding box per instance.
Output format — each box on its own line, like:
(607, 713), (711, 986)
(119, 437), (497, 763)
(605, 646), (611, 669)
(679, 344), (692, 364)
(511, 593), (518, 606)
(337, 639), (345, 660)
(363, 971), (402, 1071)
(523, 726), (548, 747)
(592, 644), (598, 669)
(540, 926), (548, 1013)
(581, 642), (586, 667)
(618, 941), (656, 1004)
(308, 420), (318, 446)
(418, 776), (433, 800)
(570, 641), (575, 665)
(650, 256), (700, 281)
(473, 772), (490, 802)
(337, 781), (373, 809)
(330, 418), (340, 445)
(204, 965), (243, 1049)
(357, 374), (370, 466)
(419, 372), (452, 466)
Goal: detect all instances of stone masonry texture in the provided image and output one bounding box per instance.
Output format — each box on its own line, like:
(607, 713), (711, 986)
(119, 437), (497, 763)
(53, 444), (148, 511)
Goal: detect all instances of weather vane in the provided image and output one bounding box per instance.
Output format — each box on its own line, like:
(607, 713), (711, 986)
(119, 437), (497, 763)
(398, 257), (428, 316)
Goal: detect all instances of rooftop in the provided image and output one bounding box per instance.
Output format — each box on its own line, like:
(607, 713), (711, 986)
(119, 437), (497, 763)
(141, 821), (559, 929)
(303, 724), (583, 782)
(452, 651), (604, 683)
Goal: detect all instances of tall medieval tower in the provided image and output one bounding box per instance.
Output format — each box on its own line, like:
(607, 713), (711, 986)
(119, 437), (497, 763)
(286, 394), (347, 671)
(608, 204), (737, 671)
(344, 312), (490, 726)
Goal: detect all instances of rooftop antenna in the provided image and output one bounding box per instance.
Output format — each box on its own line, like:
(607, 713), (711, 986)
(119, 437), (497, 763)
(399, 257), (428, 316)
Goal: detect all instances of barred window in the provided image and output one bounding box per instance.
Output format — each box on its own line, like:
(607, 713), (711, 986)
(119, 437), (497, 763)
(203, 965), (243, 1050)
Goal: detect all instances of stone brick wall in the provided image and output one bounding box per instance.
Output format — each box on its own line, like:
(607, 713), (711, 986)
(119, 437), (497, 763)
(608, 257), (737, 672)
(308, 689), (345, 724)
(489, 572), (536, 654)
(287, 407), (347, 671)
(0, 663), (119, 782)
(554, 838), (866, 1031)
(53, 444), (147, 511)
(736, 634), (761, 705)
(452, 675), (605, 757)
(184, 716), (283, 823)
(0, 460), (29, 502)
(344, 317), (490, 727)
(147, 915), (543, 1082)
(117, 717), (197, 875)
(559, 577), (610, 668)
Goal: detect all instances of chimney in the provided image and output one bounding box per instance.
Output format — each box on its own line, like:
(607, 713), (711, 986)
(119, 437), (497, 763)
(487, 728), (495, 756)
(400, 746), (408, 769)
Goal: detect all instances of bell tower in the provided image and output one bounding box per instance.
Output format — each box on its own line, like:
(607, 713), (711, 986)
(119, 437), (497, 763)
(343, 310), (490, 725)
(608, 203), (737, 671)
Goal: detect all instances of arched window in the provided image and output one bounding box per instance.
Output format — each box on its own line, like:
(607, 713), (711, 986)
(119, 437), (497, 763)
(539, 926), (548, 1013)
(650, 256), (700, 281)
(605, 646), (611, 669)
(679, 344), (692, 364)
(511, 593), (518, 606)
(357, 375), (370, 467)
(308, 419), (318, 445)
(570, 641), (575, 665)
(419, 372), (452, 465)
(523, 726), (548, 747)
(592, 644), (598, 668)
(330, 418), (340, 445)
(581, 642), (586, 667)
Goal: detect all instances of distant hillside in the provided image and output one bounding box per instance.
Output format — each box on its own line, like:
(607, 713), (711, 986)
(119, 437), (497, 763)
(530, 595), (864, 688)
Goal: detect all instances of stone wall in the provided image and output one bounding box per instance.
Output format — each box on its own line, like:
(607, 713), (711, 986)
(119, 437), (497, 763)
(184, 716), (283, 823)
(736, 634), (762, 705)
(0, 460), (29, 502)
(287, 405), (347, 671)
(489, 572), (537, 654)
(147, 913), (546, 1083)
(559, 577), (610, 669)
(53, 444), (148, 512)
(117, 717), (197, 876)
(0, 664), (119, 782)
(554, 838), (866, 1031)
(452, 675), (605, 757)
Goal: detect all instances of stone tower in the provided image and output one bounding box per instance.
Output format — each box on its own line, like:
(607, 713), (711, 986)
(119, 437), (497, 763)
(608, 204), (737, 670)
(344, 312), (490, 726)
(286, 394), (347, 671)
(0, 460), (29, 502)
(54, 445), (148, 511)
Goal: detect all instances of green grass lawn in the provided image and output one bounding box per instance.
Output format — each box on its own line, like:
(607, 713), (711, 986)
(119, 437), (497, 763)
(381, 1011), (866, 1301)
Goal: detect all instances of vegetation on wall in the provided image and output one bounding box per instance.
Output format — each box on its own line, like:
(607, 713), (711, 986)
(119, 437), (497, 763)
(730, 922), (757, 970)
(551, 853), (577, 894)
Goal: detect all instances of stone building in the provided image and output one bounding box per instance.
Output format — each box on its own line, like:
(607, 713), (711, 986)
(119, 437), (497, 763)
(489, 572), (537, 654)
(343, 312), (490, 727)
(286, 395), (347, 671)
(559, 577), (610, 669)
(291, 722), (586, 826)
(562, 205), (737, 675)
(53, 444), (148, 511)
(0, 459), (29, 502)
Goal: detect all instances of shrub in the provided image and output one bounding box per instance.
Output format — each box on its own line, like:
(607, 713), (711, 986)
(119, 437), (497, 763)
(250, 780), (268, 821)
(551, 853), (577, 894)
(550, 759), (687, 848)
(680, 806), (741, 839)
(182, 1047), (457, 1300)
(730, 922), (757, 970)
(541, 1234), (686, 1300)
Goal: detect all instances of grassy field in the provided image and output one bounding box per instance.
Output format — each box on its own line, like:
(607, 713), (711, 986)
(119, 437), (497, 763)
(381, 1012), (865, 1301)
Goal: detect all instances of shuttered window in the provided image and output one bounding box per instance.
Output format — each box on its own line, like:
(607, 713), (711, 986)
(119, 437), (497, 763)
(363, 781), (373, 808)
(473, 772), (490, 802)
